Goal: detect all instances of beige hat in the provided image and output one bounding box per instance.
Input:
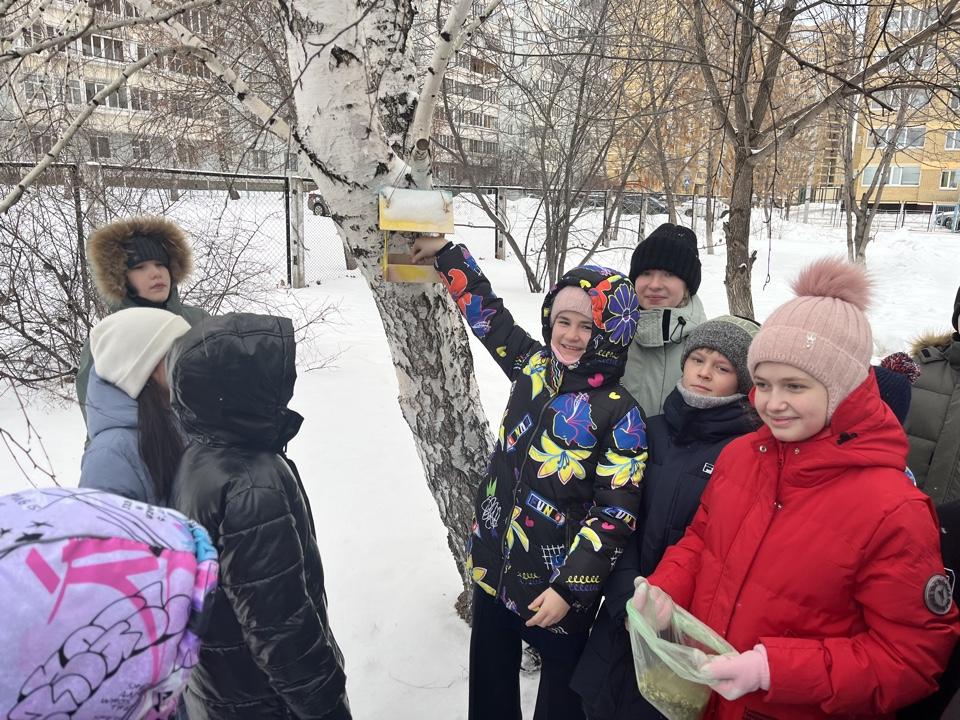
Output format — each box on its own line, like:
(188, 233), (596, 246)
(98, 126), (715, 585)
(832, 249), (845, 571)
(90, 308), (191, 398)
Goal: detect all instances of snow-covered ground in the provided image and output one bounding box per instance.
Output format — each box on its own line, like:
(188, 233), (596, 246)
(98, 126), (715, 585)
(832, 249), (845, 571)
(1, 199), (958, 718)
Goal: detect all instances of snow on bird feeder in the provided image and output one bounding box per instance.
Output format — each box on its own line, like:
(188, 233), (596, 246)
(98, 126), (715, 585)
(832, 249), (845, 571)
(378, 187), (454, 283)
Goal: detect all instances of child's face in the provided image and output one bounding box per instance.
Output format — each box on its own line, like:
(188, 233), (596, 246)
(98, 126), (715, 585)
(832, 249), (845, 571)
(551, 311), (593, 361)
(752, 362), (829, 442)
(634, 269), (687, 309)
(682, 348), (739, 397)
(127, 260), (171, 303)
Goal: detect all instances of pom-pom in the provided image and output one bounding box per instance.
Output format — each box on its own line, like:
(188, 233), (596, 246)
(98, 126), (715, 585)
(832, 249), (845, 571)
(880, 351), (922, 384)
(791, 257), (872, 311)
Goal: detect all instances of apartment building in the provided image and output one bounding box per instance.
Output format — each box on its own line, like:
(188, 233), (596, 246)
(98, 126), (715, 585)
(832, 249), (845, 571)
(851, 2), (960, 213)
(1, 0), (292, 173)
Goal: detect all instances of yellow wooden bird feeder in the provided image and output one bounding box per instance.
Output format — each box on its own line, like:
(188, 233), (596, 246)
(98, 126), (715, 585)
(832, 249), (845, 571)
(378, 187), (454, 283)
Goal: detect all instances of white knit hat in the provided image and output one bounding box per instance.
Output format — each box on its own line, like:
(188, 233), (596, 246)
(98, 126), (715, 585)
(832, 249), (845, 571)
(90, 308), (191, 398)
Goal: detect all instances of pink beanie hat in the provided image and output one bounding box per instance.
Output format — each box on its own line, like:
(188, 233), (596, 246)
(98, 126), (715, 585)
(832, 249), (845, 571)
(550, 286), (592, 325)
(747, 257), (873, 420)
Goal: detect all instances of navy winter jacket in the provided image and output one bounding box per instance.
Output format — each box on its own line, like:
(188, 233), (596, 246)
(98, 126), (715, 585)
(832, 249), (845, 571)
(572, 386), (758, 720)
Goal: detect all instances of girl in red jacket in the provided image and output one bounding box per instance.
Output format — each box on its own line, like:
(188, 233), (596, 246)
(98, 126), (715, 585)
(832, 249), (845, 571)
(635, 258), (958, 719)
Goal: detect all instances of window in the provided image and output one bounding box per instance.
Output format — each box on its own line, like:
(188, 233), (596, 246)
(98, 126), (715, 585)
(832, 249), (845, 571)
(88, 135), (111, 159)
(131, 138), (151, 161)
(129, 86), (158, 111)
(85, 81), (128, 109)
(96, 0), (138, 16)
(285, 151), (299, 171)
(947, 131), (960, 149)
(862, 165), (921, 186)
(82, 34), (125, 61)
(941, 169), (960, 189)
(951, 93), (960, 110)
(865, 126), (925, 149)
(183, 9), (211, 35)
(248, 149), (270, 170)
(66, 79), (83, 105)
(176, 141), (198, 165)
(22, 22), (58, 48)
(888, 5), (936, 32)
(21, 76), (53, 102)
(31, 133), (55, 156)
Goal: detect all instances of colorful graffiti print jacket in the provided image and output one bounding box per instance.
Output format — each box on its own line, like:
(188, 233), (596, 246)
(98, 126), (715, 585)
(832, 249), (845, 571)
(435, 243), (648, 634)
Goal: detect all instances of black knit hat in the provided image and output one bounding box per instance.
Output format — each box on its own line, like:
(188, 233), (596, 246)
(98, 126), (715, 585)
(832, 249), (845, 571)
(952, 284), (960, 334)
(124, 234), (169, 269)
(629, 223), (702, 295)
(874, 365), (912, 425)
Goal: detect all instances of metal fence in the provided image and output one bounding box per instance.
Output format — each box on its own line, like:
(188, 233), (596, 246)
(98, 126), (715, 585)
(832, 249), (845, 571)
(796, 201), (957, 233)
(0, 162), (350, 288)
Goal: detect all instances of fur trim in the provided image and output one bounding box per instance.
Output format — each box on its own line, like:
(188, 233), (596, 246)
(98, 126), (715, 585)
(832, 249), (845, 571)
(87, 216), (194, 304)
(791, 257), (872, 311)
(910, 331), (954, 356)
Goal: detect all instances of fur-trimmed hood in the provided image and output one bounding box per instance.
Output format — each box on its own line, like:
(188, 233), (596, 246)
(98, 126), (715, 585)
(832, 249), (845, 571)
(87, 216), (194, 305)
(910, 331), (956, 356)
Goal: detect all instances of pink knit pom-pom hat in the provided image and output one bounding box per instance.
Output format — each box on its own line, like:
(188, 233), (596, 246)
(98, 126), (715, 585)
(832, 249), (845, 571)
(747, 257), (874, 420)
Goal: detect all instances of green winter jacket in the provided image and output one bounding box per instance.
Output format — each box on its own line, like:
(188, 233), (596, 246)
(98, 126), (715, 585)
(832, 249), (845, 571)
(905, 332), (960, 505)
(621, 295), (706, 417)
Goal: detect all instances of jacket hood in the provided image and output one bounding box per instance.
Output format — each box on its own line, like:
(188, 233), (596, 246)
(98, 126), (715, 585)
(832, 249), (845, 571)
(168, 313), (303, 450)
(85, 367), (138, 440)
(88, 216), (194, 306)
(540, 265), (640, 390)
(663, 387), (759, 444)
(749, 369), (908, 487)
(910, 331), (955, 356)
(632, 295), (706, 349)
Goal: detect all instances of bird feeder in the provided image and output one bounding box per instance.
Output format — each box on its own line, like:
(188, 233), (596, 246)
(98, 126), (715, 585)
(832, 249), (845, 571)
(378, 187), (454, 283)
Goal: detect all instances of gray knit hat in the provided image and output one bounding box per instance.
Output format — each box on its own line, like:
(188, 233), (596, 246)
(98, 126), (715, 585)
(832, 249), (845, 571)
(681, 315), (761, 394)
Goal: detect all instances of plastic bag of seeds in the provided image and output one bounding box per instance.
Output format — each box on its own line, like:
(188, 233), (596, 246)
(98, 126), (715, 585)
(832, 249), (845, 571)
(626, 583), (736, 720)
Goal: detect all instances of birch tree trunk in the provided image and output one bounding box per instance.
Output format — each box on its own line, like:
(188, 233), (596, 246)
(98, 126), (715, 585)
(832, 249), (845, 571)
(280, 0), (490, 604)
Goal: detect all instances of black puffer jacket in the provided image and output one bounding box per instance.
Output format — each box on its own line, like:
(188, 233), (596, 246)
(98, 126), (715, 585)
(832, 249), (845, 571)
(572, 386), (758, 720)
(168, 313), (349, 720)
(435, 244), (647, 635)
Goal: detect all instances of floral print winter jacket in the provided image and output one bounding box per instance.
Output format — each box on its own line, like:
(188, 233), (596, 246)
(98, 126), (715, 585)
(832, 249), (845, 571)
(435, 243), (648, 634)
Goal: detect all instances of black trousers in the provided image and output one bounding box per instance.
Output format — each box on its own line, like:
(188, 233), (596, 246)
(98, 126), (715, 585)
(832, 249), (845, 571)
(469, 587), (589, 720)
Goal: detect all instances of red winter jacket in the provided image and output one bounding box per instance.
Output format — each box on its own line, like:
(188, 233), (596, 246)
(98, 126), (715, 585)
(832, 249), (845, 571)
(648, 372), (959, 719)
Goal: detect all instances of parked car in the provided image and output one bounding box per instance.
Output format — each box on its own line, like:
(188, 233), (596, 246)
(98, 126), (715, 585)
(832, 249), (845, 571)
(935, 210), (957, 228)
(307, 192), (329, 216)
(681, 198), (729, 219)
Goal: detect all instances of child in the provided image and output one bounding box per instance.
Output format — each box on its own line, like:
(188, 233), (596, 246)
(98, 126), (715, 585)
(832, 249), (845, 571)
(411, 236), (648, 720)
(573, 315), (761, 720)
(622, 223), (707, 416)
(636, 258), (958, 719)
(80, 308), (191, 505)
(77, 216), (207, 424)
(166, 313), (350, 720)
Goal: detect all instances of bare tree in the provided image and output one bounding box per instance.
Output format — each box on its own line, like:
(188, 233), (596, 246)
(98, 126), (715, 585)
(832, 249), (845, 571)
(686, 0), (960, 316)
(2, 0), (513, 614)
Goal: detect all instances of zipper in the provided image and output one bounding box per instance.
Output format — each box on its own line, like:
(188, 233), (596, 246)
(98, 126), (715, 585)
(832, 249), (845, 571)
(494, 386), (556, 597)
(724, 441), (786, 633)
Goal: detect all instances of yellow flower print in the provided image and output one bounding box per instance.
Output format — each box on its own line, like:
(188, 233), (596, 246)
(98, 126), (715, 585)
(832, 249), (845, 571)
(597, 449), (648, 488)
(529, 431), (592, 485)
(522, 351), (550, 399)
(569, 523), (603, 554)
(506, 506), (530, 553)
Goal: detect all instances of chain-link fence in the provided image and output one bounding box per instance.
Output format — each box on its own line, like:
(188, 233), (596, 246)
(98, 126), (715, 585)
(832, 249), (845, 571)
(0, 162), (350, 388)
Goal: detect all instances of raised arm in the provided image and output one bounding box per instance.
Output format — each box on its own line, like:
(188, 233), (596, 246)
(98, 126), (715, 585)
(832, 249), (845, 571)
(413, 236), (541, 379)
